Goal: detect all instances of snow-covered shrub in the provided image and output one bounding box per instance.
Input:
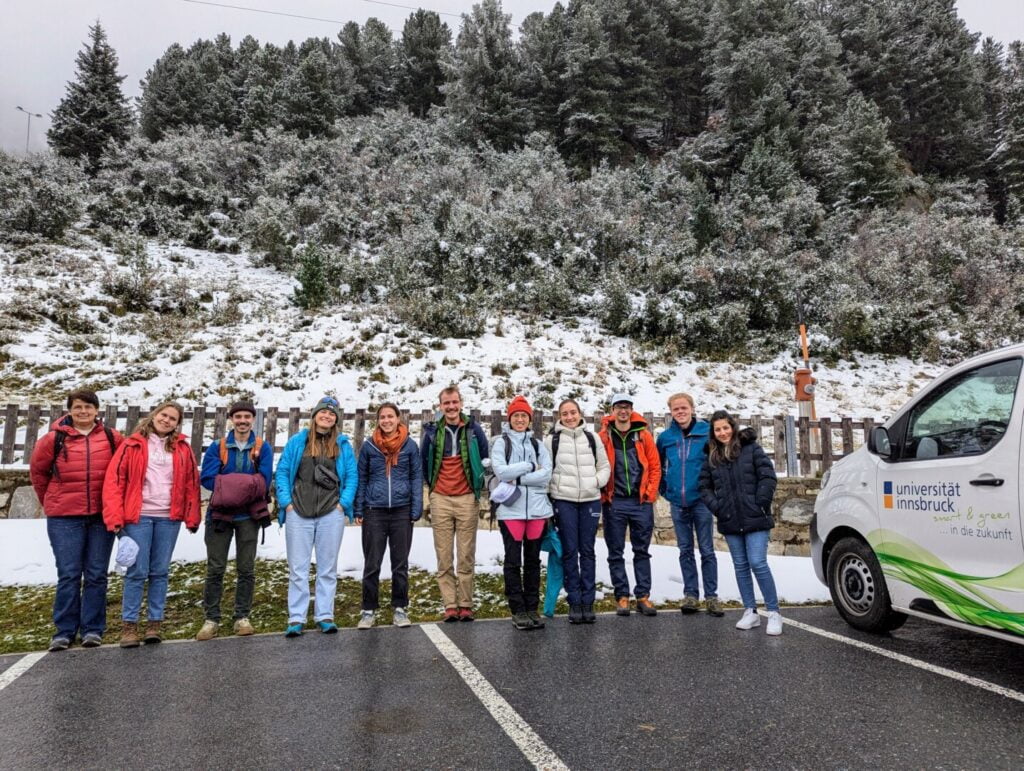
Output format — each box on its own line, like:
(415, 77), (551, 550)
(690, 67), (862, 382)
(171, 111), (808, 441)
(0, 152), (84, 239)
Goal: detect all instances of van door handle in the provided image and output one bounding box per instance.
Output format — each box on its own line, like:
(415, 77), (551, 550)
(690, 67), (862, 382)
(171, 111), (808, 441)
(970, 477), (1004, 486)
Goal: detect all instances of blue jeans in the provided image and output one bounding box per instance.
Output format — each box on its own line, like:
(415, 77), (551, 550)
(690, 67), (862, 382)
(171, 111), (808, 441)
(554, 500), (602, 605)
(47, 515), (115, 639)
(286, 509), (345, 623)
(670, 502), (718, 599)
(121, 517), (182, 622)
(724, 530), (779, 612)
(603, 498), (654, 599)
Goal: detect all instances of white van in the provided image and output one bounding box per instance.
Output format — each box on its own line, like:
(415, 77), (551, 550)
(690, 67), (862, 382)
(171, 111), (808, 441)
(812, 344), (1024, 644)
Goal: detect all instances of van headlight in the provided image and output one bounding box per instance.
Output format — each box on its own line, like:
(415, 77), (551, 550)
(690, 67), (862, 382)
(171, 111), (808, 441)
(820, 468), (831, 491)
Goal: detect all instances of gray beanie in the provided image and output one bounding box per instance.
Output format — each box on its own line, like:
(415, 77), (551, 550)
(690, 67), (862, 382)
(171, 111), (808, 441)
(311, 397), (342, 423)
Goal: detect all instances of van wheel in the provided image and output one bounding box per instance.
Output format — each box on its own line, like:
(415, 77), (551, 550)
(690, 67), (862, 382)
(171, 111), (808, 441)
(827, 537), (907, 633)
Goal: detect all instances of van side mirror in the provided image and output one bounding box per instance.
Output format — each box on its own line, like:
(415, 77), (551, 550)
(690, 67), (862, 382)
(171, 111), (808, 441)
(868, 427), (892, 459)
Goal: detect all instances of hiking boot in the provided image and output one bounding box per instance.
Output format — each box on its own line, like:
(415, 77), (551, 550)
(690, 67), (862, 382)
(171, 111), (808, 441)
(705, 597), (724, 617)
(766, 611), (783, 636)
(527, 611), (545, 630)
(143, 621), (163, 643)
(233, 618), (254, 636)
(48, 636), (71, 652)
(636, 597), (658, 617)
(680, 596), (700, 614)
(317, 620), (339, 634)
(616, 597), (631, 616)
(582, 604), (596, 624)
(284, 623), (304, 638)
(120, 622), (141, 648)
(458, 608), (475, 622)
(443, 608), (459, 623)
(736, 609), (760, 630)
(196, 620), (219, 641)
(512, 612), (533, 631)
(81, 632), (103, 648)
(357, 611), (375, 630)
(568, 604), (584, 624)
(393, 607), (411, 628)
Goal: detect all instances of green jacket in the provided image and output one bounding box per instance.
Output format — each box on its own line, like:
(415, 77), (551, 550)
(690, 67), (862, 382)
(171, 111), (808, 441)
(421, 414), (489, 499)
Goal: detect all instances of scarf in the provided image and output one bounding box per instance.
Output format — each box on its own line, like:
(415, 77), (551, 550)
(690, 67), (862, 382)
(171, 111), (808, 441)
(373, 423), (408, 476)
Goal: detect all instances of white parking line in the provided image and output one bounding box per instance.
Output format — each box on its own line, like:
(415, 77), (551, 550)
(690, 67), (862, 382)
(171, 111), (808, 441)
(777, 614), (1024, 704)
(0, 652), (46, 694)
(421, 624), (569, 771)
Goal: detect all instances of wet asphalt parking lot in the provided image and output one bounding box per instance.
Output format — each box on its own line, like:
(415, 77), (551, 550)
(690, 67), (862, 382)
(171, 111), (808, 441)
(1, 606), (1022, 770)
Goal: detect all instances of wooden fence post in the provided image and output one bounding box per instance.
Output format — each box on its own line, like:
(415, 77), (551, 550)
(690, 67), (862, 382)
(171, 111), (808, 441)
(773, 416), (786, 470)
(264, 407), (279, 451)
(190, 405), (206, 463)
(1, 404), (19, 464)
(23, 404), (42, 464)
(841, 417), (854, 455)
(353, 408), (366, 455)
(819, 417), (833, 472)
(287, 407), (301, 440)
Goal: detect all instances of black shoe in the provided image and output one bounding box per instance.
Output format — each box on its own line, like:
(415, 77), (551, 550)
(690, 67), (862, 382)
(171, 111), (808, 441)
(512, 612), (533, 631)
(582, 604), (596, 623)
(527, 611), (545, 629)
(568, 604), (584, 624)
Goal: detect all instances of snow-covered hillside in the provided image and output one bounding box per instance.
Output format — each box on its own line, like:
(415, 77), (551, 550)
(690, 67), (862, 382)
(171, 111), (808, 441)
(0, 236), (942, 416)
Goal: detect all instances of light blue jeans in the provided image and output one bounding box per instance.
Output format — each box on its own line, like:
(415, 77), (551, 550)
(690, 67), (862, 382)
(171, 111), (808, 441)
(121, 517), (182, 622)
(724, 530), (779, 612)
(286, 509), (345, 623)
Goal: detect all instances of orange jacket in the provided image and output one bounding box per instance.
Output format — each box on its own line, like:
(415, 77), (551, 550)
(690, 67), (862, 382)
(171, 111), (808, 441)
(598, 413), (662, 504)
(102, 432), (201, 532)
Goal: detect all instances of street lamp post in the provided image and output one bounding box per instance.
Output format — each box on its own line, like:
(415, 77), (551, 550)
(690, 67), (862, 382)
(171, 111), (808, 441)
(15, 106), (43, 154)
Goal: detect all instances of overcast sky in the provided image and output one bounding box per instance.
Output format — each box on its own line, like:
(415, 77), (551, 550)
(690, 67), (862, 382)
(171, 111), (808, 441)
(2, 0), (1021, 154)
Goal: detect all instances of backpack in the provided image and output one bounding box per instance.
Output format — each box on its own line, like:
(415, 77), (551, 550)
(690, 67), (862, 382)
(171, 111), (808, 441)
(549, 426), (598, 464)
(218, 435), (265, 470)
(486, 433), (541, 525)
(50, 424), (117, 480)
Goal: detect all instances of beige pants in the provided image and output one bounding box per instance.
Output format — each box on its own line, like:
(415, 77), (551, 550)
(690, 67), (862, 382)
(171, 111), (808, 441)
(430, 493), (479, 609)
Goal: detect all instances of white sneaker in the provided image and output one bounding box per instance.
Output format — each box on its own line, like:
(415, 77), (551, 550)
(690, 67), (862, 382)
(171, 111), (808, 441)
(393, 607), (411, 628)
(735, 609), (760, 630)
(766, 611), (783, 636)
(357, 610), (375, 630)
(195, 620), (219, 641)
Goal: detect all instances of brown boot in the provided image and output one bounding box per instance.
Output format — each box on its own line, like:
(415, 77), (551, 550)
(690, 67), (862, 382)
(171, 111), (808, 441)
(120, 622), (140, 648)
(143, 620), (163, 644)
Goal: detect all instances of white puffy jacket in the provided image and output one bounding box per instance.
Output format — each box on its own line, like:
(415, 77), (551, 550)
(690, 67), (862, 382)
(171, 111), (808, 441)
(544, 421), (611, 503)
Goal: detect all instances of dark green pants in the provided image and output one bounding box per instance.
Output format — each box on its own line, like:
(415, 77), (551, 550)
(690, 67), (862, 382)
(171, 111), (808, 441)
(203, 518), (259, 621)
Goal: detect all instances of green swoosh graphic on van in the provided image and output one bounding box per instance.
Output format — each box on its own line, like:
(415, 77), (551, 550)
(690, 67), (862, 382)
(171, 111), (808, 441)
(866, 529), (1024, 636)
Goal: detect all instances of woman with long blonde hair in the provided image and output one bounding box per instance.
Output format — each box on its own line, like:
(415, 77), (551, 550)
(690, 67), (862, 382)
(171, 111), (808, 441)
(274, 397), (357, 637)
(103, 401), (201, 647)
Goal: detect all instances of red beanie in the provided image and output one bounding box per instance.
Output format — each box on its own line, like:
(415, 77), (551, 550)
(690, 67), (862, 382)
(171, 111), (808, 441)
(507, 395), (533, 419)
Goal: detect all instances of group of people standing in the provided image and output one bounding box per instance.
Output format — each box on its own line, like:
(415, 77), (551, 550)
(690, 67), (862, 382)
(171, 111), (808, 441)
(28, 384), (784, 651)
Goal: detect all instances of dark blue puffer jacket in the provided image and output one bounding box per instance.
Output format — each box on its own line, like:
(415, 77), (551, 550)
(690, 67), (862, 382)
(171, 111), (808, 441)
(698, 428), (777, 535)
(354, 436), (423, 521)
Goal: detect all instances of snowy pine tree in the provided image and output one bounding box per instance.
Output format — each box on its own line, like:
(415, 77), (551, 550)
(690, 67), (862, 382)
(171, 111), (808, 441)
(997, 42), (1024, 221)
(279, 48), (337, 138)
(398, 10), (452, 119)
(48, 21), (133, 172)
(445, 0), (532, 150)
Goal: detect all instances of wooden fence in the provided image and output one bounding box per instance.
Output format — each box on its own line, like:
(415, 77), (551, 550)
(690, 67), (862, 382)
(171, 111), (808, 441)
(0, 403), (881, 476)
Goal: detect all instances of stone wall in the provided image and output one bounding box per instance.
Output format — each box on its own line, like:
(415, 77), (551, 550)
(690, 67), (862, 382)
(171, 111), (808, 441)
(0, 471), (38, 519)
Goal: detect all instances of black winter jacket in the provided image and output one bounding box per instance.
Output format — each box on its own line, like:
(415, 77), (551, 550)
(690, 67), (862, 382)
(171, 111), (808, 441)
(698, 428), (777, 535)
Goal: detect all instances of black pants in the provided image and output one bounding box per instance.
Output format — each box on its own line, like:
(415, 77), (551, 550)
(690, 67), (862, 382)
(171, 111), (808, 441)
(361, 506), (414, 610)
(499, 521), (543, 614)
(203, 518), (259, 621)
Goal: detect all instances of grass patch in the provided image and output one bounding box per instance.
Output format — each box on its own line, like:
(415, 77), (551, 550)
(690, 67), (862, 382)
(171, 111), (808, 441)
(0, 561), (632, 654)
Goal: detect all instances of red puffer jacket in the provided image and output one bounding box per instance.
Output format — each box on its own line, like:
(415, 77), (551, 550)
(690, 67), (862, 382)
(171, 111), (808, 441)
(102, 432), (201, 532)
(29, 417), (123, 517)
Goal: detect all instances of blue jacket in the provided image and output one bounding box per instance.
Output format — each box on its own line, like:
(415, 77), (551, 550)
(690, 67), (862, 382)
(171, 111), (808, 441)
(200, 431), (275, 521)
(657, 419), (709, 507)
(274, 429), (357, 525)
(491, 428), (553, 521)
(354, 435), (423, 521)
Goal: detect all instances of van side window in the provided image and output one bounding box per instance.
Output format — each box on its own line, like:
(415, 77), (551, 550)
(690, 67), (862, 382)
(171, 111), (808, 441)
(901, 358), (1022, 460)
